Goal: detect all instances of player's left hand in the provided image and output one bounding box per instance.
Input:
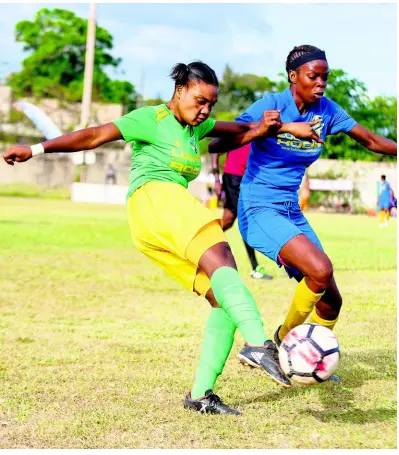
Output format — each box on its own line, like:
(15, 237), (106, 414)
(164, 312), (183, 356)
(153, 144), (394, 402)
(288, 120), (325, 144)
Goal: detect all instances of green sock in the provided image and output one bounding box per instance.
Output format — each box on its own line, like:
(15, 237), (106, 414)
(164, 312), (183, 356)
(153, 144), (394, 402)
(191, 308), (236, 399)
(243, 286), (264, 326)
(210, 266), (268, 346)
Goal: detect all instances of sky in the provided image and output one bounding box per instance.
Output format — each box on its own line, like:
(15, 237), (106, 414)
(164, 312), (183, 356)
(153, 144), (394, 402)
(0, 2), (397, 101)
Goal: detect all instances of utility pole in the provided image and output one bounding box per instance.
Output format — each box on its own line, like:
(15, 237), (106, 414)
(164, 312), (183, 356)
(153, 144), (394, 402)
(81, 3), (96, 129)
(80, 3), (96, 181)
(136, 70), (145, 109)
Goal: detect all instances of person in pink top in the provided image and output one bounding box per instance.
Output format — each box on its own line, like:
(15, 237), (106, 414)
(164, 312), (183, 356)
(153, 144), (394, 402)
(212, 144), (273, 279)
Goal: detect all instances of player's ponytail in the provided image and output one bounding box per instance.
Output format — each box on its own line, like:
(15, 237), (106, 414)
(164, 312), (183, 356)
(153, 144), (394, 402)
(170, 61), (219, 89)
(170, 63), (189, 87)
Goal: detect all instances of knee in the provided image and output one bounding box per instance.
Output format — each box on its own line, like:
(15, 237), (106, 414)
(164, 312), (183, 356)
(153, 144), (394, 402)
(213, 242), (236, 263)
(198, 242), (237, 278)
(308, 258), (334, 290)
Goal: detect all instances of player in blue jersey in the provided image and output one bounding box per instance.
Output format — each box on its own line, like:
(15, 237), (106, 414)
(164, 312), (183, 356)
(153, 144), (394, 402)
(209, 45), (397, 365)
(5, 60), (327, 414)
(378, 175), (393, 228)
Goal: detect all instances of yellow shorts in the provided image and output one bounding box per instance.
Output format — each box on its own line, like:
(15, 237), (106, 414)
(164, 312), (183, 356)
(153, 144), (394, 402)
(127, 181), (226, 296)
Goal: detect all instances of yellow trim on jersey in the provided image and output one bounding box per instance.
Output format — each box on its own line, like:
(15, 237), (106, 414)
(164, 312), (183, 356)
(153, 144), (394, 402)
(156, 111), (169, 121)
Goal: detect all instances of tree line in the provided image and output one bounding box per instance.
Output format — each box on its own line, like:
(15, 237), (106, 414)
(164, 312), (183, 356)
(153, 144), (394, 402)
(8, 8), (396, 162)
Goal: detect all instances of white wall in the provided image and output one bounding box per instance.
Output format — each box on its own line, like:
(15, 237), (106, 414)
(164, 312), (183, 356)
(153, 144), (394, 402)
(308, 159), (397, 207)
(0, 145), (396, 209)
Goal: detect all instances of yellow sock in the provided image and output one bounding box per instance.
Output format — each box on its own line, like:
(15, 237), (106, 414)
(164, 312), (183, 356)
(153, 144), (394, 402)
(279, 278), (325, 340)
(379, 210), (385, 222)
(385, 211), (390, 222)
(309, 309), (339, 330)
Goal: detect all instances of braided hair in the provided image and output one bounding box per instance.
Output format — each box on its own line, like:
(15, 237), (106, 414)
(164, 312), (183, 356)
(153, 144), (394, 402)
(285, 45), (325, 83)
(170, 61), (219, 90)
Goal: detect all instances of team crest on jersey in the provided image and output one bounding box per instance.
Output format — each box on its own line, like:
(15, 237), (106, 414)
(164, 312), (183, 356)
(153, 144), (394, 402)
(311, 115), (324, 137)
(276, 114), (325, 152)
(189, 136), (198, 154)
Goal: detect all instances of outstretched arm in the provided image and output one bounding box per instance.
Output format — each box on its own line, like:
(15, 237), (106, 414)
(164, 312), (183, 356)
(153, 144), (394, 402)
(346, 124), (397, 156)
(3, 122), (122, 166)
(208, 110), (282, 154)
(209, 115), (324, 155)
(206, 121), (258, 137)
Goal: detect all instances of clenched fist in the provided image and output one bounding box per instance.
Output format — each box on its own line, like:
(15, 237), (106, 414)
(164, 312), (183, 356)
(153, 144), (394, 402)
(255, 110), (282, 137)
(3, 145), (33, 166)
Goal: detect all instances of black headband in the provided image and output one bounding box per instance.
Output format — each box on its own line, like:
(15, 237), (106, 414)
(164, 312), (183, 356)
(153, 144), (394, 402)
(290, 51), (327, 71)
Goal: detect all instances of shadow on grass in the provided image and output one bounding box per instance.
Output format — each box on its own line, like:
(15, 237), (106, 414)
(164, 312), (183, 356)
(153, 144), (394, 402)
(239, 348), (397, 425)
(304, 408), (396, 424)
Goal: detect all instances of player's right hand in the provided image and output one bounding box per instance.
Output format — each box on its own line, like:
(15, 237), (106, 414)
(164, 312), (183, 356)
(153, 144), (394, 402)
(3, 145), (33, 166)
(256, 110), (282, 136)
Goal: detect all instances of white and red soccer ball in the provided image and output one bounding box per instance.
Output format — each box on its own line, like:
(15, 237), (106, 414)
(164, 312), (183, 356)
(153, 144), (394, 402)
(278, 323), (340, 385)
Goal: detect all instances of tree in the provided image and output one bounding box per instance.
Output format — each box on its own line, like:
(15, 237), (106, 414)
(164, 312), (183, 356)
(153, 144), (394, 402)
(7, 8), (136, 106)
(215, 64), (288, 114)
(143, 94), (166, 107)
(324, 69), (396, 161)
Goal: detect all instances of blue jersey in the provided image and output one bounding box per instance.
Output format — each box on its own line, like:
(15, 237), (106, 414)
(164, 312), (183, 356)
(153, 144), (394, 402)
(380, 181), (391, 204)
(236, 88), (357, 203)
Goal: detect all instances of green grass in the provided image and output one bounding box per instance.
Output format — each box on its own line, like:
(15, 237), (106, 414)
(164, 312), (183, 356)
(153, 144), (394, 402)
(0, 197), (396, 449)
(0, 183), (70, 200)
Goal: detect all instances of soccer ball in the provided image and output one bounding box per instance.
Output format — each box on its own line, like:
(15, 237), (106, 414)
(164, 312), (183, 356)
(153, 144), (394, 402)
(278, 323), (340, 385)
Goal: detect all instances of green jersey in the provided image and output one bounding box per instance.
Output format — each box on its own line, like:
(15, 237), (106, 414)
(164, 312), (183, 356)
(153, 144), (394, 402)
(112, 104), (216, 197)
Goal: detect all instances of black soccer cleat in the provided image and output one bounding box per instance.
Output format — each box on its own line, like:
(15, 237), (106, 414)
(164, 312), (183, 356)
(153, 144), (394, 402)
(184, 390), (241, 415)
(238, 340), (291, 388)
(274, 325), (283, 348)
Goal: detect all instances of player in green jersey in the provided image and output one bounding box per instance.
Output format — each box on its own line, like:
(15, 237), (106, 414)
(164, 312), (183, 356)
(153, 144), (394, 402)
(4, 61), (321, 415)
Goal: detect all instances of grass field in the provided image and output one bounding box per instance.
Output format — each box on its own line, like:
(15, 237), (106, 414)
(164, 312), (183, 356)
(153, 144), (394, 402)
(0, 197), (396, 449)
